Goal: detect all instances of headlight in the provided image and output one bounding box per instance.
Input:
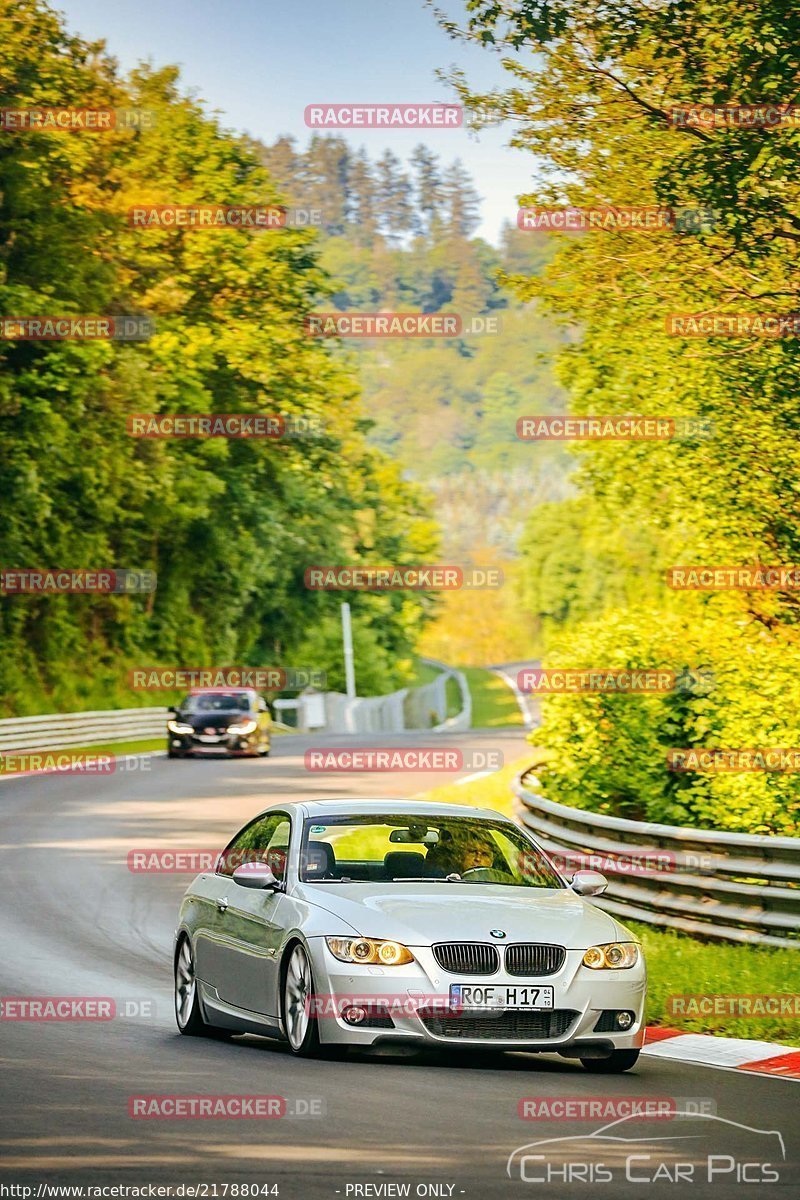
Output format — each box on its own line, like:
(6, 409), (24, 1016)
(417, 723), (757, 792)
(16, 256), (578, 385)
(227, 719), (258, 735)
(325, 937), (414, 966)
(582, 942), (640, 970)
(167, 721), (193, 734)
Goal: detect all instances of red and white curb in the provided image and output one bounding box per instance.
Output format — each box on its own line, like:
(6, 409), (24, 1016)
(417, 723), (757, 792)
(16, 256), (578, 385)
(643, 1026), (800, 1079)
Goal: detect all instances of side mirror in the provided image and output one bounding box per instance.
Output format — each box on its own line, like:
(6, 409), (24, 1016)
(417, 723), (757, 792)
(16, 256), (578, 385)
(168, 706), (177, 716)
(570, 870), (608, 897)
(258, 697), (268, 713)
(232, 862), (280, 890)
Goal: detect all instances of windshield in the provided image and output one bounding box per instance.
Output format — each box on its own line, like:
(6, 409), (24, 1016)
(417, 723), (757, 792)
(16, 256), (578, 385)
(180, 692), (253, 714)
(299, 814), (564, 888)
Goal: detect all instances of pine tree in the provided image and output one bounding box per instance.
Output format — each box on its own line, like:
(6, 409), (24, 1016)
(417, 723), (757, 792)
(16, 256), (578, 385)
(442, 159), (482, 239)
(410, 144), (443, 238)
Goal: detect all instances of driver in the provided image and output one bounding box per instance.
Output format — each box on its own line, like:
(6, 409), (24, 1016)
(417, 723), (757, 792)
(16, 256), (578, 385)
(456, 832), (496, 872)
(425, 828), (499, 876)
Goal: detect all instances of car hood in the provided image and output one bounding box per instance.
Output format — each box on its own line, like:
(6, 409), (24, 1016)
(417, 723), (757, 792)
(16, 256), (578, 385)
(297, 883), (618, 948)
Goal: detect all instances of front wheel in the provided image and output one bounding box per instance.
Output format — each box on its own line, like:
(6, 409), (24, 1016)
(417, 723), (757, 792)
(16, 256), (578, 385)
(581, 1049), (640, 1073)
(282, 943), (322, 1056)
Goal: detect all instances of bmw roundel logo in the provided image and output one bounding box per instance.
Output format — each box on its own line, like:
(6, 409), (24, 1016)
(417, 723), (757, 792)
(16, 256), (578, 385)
(490, 929), (506, 939)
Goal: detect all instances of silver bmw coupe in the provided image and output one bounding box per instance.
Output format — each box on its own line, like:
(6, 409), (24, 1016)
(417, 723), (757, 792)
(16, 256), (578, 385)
(174, 799), (646, 1071)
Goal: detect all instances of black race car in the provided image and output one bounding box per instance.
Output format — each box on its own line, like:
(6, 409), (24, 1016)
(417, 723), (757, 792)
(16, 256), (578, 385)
(167, 688), (271, 759)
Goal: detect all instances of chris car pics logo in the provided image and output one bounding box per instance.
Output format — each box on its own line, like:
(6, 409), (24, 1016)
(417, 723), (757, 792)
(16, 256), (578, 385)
(507, 1113), (785, 1184)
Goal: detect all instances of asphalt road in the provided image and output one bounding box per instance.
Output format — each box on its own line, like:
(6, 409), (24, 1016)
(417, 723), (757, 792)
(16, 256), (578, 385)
(1, 727), (797, 1199)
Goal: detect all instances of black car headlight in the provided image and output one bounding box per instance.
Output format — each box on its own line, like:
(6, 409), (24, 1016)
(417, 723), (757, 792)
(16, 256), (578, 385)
(325, 937), (414, 966)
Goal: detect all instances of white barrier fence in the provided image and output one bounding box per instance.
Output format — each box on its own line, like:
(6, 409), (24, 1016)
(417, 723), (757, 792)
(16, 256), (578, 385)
(283, 658), (470, 734)
(0, 707), (169, 754)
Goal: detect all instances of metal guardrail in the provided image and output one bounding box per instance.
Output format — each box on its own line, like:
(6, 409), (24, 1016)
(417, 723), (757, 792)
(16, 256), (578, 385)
(513, 766), (800, 948)
(0, 707), (169, 753)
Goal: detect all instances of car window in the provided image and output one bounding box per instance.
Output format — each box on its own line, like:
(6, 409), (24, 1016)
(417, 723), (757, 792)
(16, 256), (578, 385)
(182, 692), (252, 714)
(264, 818), (291, 882)
(217, 811), (291, 877)
(299, 815), (564, 887)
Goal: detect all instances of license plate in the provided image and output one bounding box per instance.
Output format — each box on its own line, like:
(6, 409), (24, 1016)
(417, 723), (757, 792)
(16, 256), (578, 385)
(449, 984), (554, 1010)
(197, 734), (224, 743)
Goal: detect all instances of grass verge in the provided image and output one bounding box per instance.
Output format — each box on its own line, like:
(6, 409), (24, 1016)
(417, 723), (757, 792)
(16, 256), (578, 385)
(463, 667), (523, 728)
(416, 754), (530, 818)
(629, 921), (800, 1047)
(0, 738), (166, 775)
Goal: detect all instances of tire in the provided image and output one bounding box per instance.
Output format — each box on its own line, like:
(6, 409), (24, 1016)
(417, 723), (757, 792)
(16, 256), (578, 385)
(282, 943), (323, 1056)
(168, 748), (183, 759)
(581, 1049), (640, 1073)
(174, 936), (231, 1039)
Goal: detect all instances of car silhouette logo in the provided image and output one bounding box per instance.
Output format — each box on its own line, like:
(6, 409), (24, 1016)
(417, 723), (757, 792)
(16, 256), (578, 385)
(490, 929), (506, 938)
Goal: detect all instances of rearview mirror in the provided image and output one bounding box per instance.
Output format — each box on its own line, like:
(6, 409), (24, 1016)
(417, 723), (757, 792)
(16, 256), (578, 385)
(389, 828), (439, 845)
(570, 870), (608, 897)
(232, 862), (280, 890)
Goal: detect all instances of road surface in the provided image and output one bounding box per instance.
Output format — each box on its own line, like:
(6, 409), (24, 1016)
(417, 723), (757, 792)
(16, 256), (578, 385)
(1, 727), (797, 1198)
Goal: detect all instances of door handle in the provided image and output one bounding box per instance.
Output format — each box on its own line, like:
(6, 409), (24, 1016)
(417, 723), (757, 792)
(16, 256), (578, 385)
(217, 897), (229, 913)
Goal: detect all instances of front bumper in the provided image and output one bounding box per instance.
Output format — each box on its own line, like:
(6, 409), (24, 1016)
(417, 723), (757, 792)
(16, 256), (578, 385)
(306, 940), (646, 1053)
(169, 732), (262, 756)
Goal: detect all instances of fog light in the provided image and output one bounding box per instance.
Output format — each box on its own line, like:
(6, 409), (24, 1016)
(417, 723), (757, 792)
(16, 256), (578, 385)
(343, 1005), (367, 1025)
(616, 1010), (635, 1030)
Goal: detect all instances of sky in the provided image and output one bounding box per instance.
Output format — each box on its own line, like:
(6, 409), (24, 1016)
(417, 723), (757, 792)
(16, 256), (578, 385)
(54, 0), (540, 243)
